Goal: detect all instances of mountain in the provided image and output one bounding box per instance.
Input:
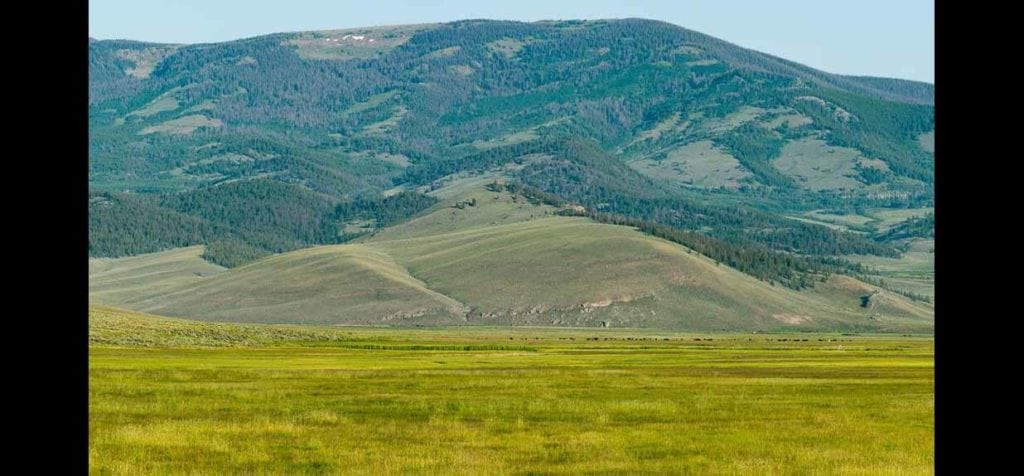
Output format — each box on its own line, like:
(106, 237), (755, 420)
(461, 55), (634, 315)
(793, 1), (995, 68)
(88, 19), (934, 330)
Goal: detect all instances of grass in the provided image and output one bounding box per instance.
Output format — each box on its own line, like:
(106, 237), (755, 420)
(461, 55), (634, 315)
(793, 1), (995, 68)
(370, 215), (933, 331)
(685, 58), (720, 66)
(632, 112), (685, 143)
(486, 38), (527, 58)
(868, 207), (934, 233)
(183, 100), (217, 114)
(804, 210), (876, 230)
(362, 106), (408, 135)
(104, 244), (465, 325)
(126, 93), (179, 118)
(89, 246), (226, 307)
(139, 115), (223, 135)
(773, 138), (875, 191)
(849, 238), (935, 298)
(362, 190), (931, 331)
(338, 90), (400, 119)
(918, 130), (935, 153)
(470, 130), (538, 150)
(765, 110), (811, 127)
(629, 140), (752, 189)
(89, 306), (350, 347)
(114, 46), (177, 79)
(788, 207), (934, 235)
(782, 207), (934, 299)
(785, 215), (854, 232)
(424, 46), (462, 59)
(90, 308), (934, 474)
(367, 173), (557, 240)
(699, 106), (767, 133)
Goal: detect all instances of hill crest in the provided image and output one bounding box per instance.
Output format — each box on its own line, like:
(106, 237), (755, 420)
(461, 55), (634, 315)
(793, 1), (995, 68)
(90, 182), (932, 332)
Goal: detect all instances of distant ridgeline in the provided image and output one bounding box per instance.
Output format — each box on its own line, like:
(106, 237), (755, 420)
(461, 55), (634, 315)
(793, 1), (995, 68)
(90, 19), (934, 288)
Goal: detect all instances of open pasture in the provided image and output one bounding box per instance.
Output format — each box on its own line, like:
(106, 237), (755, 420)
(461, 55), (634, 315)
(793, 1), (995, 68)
(90, 310), (934, 474)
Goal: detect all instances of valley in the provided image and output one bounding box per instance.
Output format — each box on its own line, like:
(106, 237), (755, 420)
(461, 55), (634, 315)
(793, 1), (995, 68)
(87, 16), (936, 473)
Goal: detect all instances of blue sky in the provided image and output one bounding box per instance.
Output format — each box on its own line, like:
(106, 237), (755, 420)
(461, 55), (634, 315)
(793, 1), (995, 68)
(89, 0), (934, 82)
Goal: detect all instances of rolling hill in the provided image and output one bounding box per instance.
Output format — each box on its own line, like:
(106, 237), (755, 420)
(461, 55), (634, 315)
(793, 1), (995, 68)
(90, 181), (932, 332)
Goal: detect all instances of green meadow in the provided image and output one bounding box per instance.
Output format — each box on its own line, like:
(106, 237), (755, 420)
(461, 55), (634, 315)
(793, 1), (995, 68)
(90, 308), (934, 474)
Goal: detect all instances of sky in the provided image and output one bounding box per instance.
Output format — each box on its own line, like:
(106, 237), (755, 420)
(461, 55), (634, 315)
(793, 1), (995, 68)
(89, 0), (934, 82)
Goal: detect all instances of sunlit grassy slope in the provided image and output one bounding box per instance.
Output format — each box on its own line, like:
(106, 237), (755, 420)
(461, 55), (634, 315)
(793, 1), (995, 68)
(89, 246), (226, 306)
(105, 245), (466, 325)
(89, 183), (932, 331)
(367, 172), (558, 241)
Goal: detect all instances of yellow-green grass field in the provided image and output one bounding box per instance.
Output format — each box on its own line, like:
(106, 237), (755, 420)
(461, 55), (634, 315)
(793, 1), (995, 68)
(90, 307), (934, 474)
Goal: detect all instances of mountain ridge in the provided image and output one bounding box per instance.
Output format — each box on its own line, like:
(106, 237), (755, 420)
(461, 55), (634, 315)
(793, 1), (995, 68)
(89, 18), (933, 99)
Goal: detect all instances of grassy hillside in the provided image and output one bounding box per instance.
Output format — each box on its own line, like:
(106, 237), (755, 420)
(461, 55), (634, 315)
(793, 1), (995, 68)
(366, 173), (559, 240)
(89, 246), (226, 305)
(90, 183), (932, 332)
(368, 214), (931, 331)
(106, 245), (466, 325)
(850, 238), (935, 299)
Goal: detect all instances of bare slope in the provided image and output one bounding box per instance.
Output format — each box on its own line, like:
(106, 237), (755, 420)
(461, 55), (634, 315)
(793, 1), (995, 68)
(114, 245), (466, 325)
(89, 246), (226, 306)
(90, 183), (932, 332)
(366, 216), (931, 331)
